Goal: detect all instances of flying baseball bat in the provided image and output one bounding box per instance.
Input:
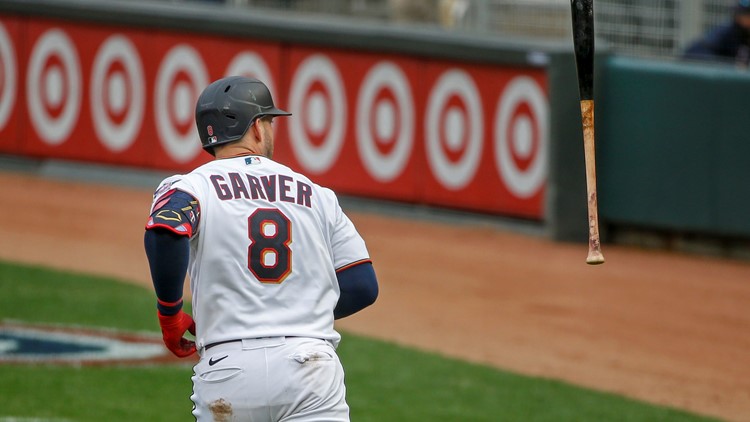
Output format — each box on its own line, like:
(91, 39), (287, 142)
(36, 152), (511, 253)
(570, 0), (604, 265)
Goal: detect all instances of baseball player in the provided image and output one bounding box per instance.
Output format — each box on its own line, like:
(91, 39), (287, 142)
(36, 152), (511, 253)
(143, 76), (379, 421)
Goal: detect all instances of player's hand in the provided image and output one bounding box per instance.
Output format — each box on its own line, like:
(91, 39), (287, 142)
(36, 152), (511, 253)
(157, 310), (197, 358)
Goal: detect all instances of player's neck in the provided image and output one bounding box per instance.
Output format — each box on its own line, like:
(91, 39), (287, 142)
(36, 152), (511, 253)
(215, 145), (265, 160)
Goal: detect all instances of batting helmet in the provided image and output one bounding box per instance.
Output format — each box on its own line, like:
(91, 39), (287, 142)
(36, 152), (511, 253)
(195, 76), (291, 154)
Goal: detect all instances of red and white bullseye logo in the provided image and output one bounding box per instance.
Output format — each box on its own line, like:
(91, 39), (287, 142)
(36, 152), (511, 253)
(288, 55), (346, 174)
(425, 69), (483, 190)
(27, 29), (82, 145)
(90, 35), (145, 152)
(494, 76), (548, 198)
(356, 61), (415, 182)
(155, 44), (208, 163)
(0, 22), (16, 132)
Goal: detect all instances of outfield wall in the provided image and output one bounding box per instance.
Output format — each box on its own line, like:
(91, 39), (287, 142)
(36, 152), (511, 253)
(0, 0), (599, 242)
(598, 57), (750, 240)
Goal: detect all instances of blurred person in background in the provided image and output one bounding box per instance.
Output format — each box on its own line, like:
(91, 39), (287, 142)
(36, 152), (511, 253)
(389, 0), (468, 28)
(389, 0), (437, 23)
(683, 0), (750, 67)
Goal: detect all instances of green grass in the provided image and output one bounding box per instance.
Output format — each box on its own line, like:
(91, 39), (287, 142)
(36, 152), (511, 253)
(1, 366), (194, 420)
(0, 262), (161, 331)
(0, 260), (721, 422)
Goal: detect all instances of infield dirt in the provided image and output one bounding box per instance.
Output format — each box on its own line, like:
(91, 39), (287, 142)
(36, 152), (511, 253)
(1, 170), (748, 421)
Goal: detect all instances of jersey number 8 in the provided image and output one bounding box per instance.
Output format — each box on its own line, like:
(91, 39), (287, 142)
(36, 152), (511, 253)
(248, 208), (292, 283)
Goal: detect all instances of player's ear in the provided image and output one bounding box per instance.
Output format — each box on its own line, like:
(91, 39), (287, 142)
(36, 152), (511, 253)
(251, 118), (263, 141)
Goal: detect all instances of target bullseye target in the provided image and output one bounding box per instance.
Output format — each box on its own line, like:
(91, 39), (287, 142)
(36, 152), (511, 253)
(494, 76), (548, 199)
(425, 69), (483, 191)
(27, 29), (81, 145)
(288, 54), (346, 174)
(356, 61), (414, 182)
(155, 44), (208, 163)
(91, 35), (144, 152)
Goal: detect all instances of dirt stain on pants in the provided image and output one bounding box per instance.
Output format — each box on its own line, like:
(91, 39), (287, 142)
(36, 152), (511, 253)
(209, 398), (233, 422)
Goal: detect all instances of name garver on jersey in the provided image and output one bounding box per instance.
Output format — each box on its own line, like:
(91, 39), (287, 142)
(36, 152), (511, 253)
(210, 171), (313, 208)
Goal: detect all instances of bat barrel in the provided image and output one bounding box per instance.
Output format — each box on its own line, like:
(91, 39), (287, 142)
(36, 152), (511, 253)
(571, 0), (595, 100)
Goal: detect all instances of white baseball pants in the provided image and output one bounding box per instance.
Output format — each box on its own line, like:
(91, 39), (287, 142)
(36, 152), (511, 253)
(191, 336), (349, 422)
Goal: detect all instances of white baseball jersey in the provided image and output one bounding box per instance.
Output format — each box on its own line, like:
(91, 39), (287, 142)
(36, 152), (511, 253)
(149, 155), (370, 351)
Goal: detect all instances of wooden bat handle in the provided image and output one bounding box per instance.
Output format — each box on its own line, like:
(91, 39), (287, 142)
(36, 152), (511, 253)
(580, 99), (604, 265)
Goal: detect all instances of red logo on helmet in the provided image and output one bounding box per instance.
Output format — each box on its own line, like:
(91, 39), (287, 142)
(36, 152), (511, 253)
(207, 125), (214, 136)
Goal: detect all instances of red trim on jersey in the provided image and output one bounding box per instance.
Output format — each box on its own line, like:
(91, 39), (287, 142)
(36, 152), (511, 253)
(336, 259), (372, 273)
(145, 218), (193, 237)
(158, 298), (183, 307)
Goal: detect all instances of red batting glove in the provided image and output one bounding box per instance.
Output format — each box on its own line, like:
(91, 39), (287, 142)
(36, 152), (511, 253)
(157, 310), (197, 358)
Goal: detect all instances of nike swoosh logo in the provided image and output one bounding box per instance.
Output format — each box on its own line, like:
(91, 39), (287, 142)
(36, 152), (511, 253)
(208, 355), (229, 366)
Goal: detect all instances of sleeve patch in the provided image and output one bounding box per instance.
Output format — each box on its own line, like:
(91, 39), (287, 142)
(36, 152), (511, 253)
(146, 190), (200, 237)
